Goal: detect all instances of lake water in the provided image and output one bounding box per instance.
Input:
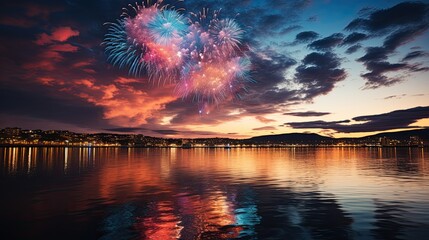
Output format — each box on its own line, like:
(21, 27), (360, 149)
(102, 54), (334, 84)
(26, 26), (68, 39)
(1, 147), (429, 239)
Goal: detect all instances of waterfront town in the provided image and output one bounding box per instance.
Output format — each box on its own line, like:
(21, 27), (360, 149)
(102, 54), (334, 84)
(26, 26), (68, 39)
(0, 127), (427, 148)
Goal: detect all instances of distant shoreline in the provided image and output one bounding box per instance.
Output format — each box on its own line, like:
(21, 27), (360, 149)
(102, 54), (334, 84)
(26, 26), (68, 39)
(0, 144), (427, 148)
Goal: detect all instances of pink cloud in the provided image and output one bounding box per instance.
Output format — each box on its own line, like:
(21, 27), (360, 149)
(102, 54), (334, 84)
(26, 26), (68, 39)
(25, 43), (79, 72)
(35, 26), (79, 45)
(71, 60), (96, 74)
(35, 33), (51, 45)
(24, 59), (56, 71)
(37, 77), (55, 86)
(42, 50), (63, 61)
(83, 69), (96, 74)
(255, 116), (276, 123)
(24, 48), (67, 71)
(73, 60), (95, 68)
(49, 43), (79, 52)
(51, 27), (80, 42)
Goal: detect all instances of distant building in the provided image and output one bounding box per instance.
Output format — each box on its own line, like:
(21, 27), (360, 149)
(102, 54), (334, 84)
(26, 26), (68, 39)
(409, 136), (423, 146)
(379, 137), (390, 146)
(5, 127), (21, 136)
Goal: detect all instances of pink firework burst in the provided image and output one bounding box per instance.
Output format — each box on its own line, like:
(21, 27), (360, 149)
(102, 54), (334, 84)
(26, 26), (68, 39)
(103, 2), (253, 106)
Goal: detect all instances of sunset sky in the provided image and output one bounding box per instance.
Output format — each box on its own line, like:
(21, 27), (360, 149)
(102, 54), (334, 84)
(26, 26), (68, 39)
(1, 0), (428, 138)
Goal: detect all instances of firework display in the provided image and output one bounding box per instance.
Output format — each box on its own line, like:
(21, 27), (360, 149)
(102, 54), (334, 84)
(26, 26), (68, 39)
(103, 1), (252, 103)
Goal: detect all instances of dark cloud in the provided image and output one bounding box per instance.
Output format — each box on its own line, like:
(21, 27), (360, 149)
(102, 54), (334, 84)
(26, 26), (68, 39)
(294, 31), (319, 43)
(345, 44), (362, 54)
(358, 47), (387, 62)
(307, 16), (318, 22)
(160, 97), (246, 126)
(152, 129), (179, 135)
(358, 51), (428, 88)
(286, 106), (429, 133)
(346, 2), (429, 88)
(0, 86), (108, 129)
(287, 120), (350, 129)
(351, 106), (429, 131)
(408, 63), (429, 72)
(342, 32), (368, 45)
(361, 61), (408, 88)
(358, 46), (429, 88)
(384, 94), (406, 100)
(295, 52), (347, 99)
(308, 33), (344, 51)
(232, 49), (299, 114)
(284, 111), (331, 117)
(383, 24), (429, 51)
(345, 2), (429, 33)
(402, 50), (429, 61)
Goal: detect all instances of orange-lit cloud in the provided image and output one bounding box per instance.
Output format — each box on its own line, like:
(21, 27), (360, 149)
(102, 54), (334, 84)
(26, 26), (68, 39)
(70, 78), (178, 126)
(114, 77), (140, 85)
(74, 79), (95, 88)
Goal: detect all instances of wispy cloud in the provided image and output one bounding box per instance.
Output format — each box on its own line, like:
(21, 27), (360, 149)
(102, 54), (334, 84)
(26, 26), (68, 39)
(253, 126), (277, 131)
(284, 111), (331, 117)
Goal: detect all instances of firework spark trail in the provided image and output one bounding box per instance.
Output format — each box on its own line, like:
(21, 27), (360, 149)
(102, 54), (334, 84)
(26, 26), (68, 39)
(103, 1), (253, 105)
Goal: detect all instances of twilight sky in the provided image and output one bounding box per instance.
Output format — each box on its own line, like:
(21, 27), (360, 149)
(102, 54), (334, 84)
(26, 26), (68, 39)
(0, 0), (428, 138)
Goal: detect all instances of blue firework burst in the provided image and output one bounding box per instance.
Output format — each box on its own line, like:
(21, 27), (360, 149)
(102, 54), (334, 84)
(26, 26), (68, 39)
(148, 10), (187, 45)
(103, 20), (145, 77)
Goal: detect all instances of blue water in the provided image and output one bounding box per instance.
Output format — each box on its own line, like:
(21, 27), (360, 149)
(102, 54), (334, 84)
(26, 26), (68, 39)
(1, 147), (428, 239)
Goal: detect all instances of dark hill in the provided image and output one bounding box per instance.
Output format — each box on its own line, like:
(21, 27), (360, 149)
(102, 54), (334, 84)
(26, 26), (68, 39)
(247, 128), (429, 144)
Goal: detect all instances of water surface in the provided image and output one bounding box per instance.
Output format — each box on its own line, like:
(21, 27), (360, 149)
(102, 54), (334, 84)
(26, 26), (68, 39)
(1, 147), (429, 239)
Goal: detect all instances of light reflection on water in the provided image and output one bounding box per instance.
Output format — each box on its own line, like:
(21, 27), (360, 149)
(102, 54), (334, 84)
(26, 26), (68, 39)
(1, 147), (429, 239)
